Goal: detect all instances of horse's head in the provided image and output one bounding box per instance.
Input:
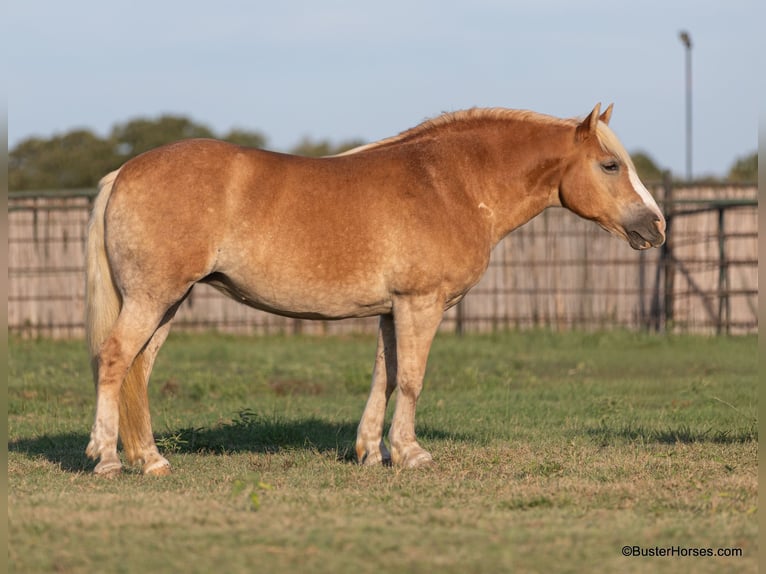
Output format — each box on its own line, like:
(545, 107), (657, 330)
(559, 104), (665, 250)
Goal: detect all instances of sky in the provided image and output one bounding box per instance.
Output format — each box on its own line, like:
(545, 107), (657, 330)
(8, 0), (764, 178)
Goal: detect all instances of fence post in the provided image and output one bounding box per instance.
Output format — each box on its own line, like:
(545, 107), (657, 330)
(638, 250), (647, 330)
(661, 173), (675, 331)
(455, 299), (465, 336)
(716, 206), (730, 335)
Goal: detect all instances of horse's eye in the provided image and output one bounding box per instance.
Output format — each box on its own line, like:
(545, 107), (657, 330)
(601, 160), (620, 174)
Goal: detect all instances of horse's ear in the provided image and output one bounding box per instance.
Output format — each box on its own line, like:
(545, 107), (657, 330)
(599, 103), (614, 125)
(575, 103), (601, 141)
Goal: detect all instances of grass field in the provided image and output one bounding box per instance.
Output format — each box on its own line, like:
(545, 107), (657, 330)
(8, 330), (758, 573)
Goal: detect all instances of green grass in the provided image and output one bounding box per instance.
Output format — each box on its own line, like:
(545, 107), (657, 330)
(8, 330), (758, 573)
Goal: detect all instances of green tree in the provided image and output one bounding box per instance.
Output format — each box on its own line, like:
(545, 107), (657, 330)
(727, 152), (757, 182)
(9, 130), (119, 190)
(110, 115), (215, 158)
(221, 128), (268, 149)
(10, 116), (221, 190)
(630, 150), (664, 182)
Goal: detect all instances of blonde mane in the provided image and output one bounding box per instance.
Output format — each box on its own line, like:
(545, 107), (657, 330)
(336, 108), (576, 156)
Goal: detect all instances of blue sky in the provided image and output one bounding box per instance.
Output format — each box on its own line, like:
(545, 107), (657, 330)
(8, 0), (763, 177)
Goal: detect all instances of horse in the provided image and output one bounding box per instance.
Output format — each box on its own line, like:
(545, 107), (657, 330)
(85, 103), (665, 476)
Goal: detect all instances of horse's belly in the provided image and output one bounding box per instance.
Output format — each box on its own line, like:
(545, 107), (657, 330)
(202, 272), (392, 320)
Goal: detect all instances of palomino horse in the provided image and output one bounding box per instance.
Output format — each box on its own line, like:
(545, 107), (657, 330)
(85, 104), (665, 475)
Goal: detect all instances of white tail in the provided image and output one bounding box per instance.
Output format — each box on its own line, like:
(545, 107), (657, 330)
(86, 169), (122, 374)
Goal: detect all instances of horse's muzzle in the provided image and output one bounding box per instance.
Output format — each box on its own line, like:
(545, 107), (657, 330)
(625, 211), (666, 250)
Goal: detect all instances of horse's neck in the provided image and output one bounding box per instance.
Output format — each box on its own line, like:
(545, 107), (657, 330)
(451, 122), (572, 245)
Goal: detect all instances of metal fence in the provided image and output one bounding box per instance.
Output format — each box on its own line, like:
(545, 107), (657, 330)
(8, 183), (758, 338)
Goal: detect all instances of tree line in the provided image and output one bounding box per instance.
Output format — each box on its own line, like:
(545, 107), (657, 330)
(9, 115), (364, 190)
(9, 114), (756, 190)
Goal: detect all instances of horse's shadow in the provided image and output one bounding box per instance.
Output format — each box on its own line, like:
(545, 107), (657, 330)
(8, 409), (469, 473)
(583, 422), (757, 446)
(9, 415), (755, 474)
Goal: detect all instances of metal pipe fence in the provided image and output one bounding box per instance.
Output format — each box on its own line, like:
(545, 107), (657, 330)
(8, 184), (758, 338)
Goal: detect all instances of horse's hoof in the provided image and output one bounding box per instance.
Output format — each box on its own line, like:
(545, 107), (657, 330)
(143, 459), (172, 476)
(93, 460), (122, 477)
(404, 449), (433, 469)
(358, 451), (393, 467)
(356, 441), (391, 466)
(392, 445), (433, 469)
(359, 453), (380, 466)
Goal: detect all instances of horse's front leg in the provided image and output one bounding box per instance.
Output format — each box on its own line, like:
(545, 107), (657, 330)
(387, 295), (443, 468)
(356, 315), (396, 465)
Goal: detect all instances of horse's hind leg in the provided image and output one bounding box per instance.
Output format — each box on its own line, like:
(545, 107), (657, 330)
(120, 319), (174, 476)
(356, 315), (397, 465)
(86, 299), (168, 476)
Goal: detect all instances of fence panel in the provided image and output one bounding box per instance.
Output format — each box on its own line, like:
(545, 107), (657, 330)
(659, 185), (758, 334)
(8, 185), (758, 338)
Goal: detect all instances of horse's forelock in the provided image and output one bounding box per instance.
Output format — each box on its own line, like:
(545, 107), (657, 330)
(595, 122), (636, 171)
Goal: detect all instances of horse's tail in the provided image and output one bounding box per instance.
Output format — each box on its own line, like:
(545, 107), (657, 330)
(86, 168), (148, 463)
(86, 169), (122, 377)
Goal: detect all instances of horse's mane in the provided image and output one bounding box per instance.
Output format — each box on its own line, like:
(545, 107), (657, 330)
(335, 108), (575, 156)
(335, 107), (632, 168)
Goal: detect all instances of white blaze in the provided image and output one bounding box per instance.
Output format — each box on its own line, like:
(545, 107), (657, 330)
(628, 168), (663, 220)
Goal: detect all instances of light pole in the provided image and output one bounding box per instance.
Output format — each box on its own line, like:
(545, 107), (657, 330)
(679, 31), (692, 181)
